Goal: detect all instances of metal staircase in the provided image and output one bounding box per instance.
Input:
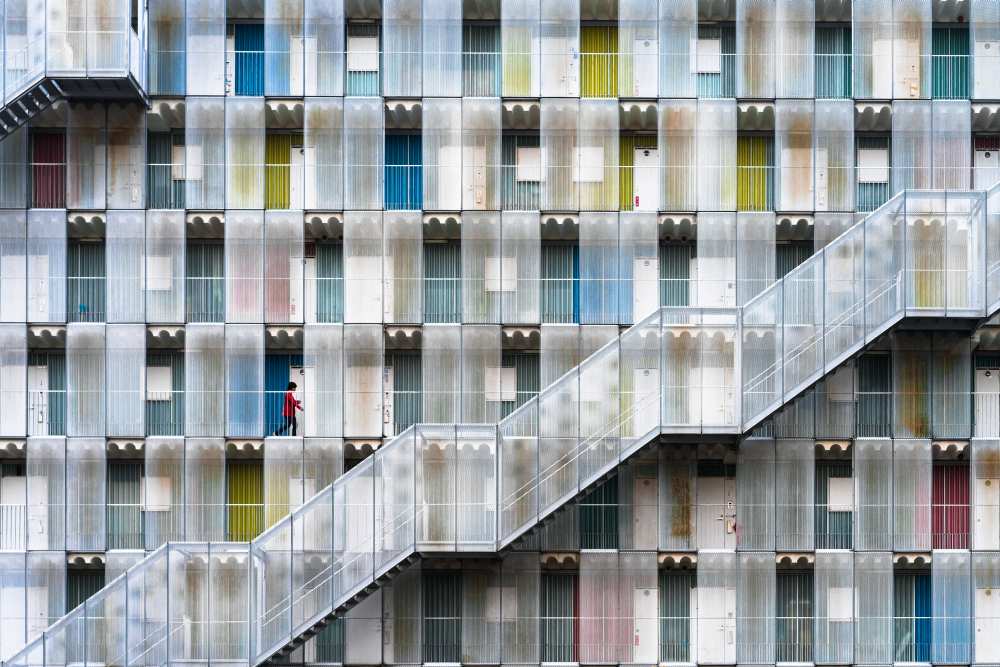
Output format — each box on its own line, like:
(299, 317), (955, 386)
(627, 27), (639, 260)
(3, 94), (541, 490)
(5, 184), (1000, 667)
(0, 4), (148, 139)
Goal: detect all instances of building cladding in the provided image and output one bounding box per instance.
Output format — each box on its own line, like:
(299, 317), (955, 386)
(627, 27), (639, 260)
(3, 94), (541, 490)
(6, 0), (1000, 666)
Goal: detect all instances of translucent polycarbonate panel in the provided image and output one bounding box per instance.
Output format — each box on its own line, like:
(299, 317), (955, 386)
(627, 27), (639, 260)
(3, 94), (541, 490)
(579, 213), (618, 324)
(578, 338), (620, 485)
(26, 552), (63, 643)
(620, 212), (659, 324)
(657, 0), (696, 96)
(815, 212), (855, 250)
(66, 323), (104, 436)
(416, 425), (457, 549)
(263, 437), (303, 527)
(894, 438), (932, 551)
(303, 98), (344, 210)
(422, 0), (461, 96)
(855, 438), (893, 550)
(383, 0), (422, 96)
(578, 100), (618, 211)
(185, 324), (224, 437)
(737, 552), (776, 664)
(26, 437), (65, 550)
(540, 324), (580, 388)
(499, 399), (538, 540)
(343, 211), (383, 323)
(0, 129), (27, 210)
(972, 439), (1000, 550)
(737, 212), (776, 306)
(973, 0), (1000, 98)
(0, 325), (26, 437)
(105, 210), (144, 323)
(186, 0), (225, 94)
(423, 325), (461, 424)
(462, 99), (501, 212)
(854, 0), (894, 99)
(343, 324), (382, 438)
(185, 97), (226, 209)
(775, 0), (813, 97)
(344, 98), (384, 210)
(736, 438), (775, 550)
(537, 361), (578, 518)
(290, 489), (334, 637)
(143, 437), (184, 547)
(974, 551), (1000, 664)
(303, 324), (343, 437)
(776, 100), (813, 212)
(460, 325), (501, 423)
(824, 222), (864, 364)
(253, 505), (294, 656)
(382, 211), (421, 324)
(226, 99), (265, 209)
(893, 100), (932, 194)
(864, 194), (906, 336)
(855, 551), (893, 663)
(106, 104), (145, 209)
(498, 553), (539, 664)
(697, 99), (737, 212)
(0, 213), (25, 318)
(225, 324), (263, 438)
(697, 213), (737, 308)
(208, 545), (251, 661)
(460, 563), (501, 663)
(264, 211), (304, 324)
(775, 438), (814, 550)
(932, 550), (971, 664)
(66, 104), (106, 211)
(742, 284), (782, 421)
(106, 324), (144, 437)
(0, 554), (28, 659)
(423, 98), (462, 211)
(144, 211), (184, 323)
(893, 333), (931, 436)
(375, 427), (415, 568)
(182, 438), (225, 541)
(814, 101), (855, 213)
(540, 0), (578, 96)
(933, 100), (972, 190)
(26, 210), (66, 325)
(265, 0), (304, 96)
(65, 438), (105, 551)
(697, 551), (737, 664)
(618, 0), (658, 98)
(894, 0), (931, 99)
(621, 315), (660, 442)
(226, 210), (264, 323)
(501, 212), (540, 324)
(815, 551), (853, 664)
(541, 98), (578, 211)
(461, 213), (500, 323)
(578, 552), (625, 663)
(333, 457), (374, 602)
(457, 425), (497, 549)
(783, 254), (824, 392)
(933, 334), (971, 439)
(304, 0), (344, 95)
(382, 563), (420, 661)
(736, 0), (775, 98)
(658, 99), (697, 212)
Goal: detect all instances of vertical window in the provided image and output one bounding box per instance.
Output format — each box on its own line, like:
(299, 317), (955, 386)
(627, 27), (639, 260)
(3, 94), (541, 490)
(932, 25), (969, 99)
(386, 350), (421, 435)
(423, 572), (462, 663)
(31, 132), (66, 209)
(501, 134), (541, 211)
(776, 241), (813, 280)
(186, 241), (225, 323)
(424, 240), (462, 323)
(540, 572), (577, 662)
(231, 23), (265, 96)
(540, 242), (579, 324)
(313, 241), (344, 323)
(894, 570), (932, 663)
(857, 353), (892, 438)
(346, 23), (381, 96)
(815, 25), (852, 98)
(932, 460), (969, 549)
(147, 131), (186, 209)
(579, 476), (617, 549)
(500, 350), (539, 418)
(659, 571), (695, 663)
(0, 463), (26, 550)
(736, 135), (774, 211)
(28, 351), (66, 437)
(696, 24), (735, 97)
(106, 460), (143, 550)
(856, 135), (891, 213)
(146, 351), (184, 436)
(385, 134), (423, 210)
(265, 133), (305, 209)
(264, 353), (304, 437)
(580, 24), (618, 98)
(659, 241), (694, 307)
(776, 570), (814, 663)
(66, 567), (105, 612)
(67, 241), (106, 323)
(815, 458), (853, 549)
(463, 22), (501, 96)
(226, 459), (263, 541)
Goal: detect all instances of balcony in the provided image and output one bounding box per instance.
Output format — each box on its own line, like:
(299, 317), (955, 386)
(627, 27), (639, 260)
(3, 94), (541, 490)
(0, 0), (147, 139)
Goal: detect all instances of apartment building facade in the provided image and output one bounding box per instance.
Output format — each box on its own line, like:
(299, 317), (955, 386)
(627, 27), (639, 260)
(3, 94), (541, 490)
(5, 0), (1000, 665)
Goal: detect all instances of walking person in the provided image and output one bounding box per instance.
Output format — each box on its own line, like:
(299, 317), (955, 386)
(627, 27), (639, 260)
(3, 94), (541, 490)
(274, 381), (303, 436)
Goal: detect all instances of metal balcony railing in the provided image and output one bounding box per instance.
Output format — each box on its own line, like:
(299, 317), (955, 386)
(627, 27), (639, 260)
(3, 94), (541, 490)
(5, 183), (1000, 667)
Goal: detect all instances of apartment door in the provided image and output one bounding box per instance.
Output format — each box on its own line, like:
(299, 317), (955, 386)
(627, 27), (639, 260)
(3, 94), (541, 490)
(976, 145), (999, 190)
(975, 466), (1000, 551)
(977, 585), (1000, 662)
(976, 369), (1000, 437)
(632, 586), (658, 663)
(696, 473), (736, 549)
(633, 147), (659, 211)
(632, 466), (658, 550)
(27, 365), (48, 436)
(697, 584), (736, 664)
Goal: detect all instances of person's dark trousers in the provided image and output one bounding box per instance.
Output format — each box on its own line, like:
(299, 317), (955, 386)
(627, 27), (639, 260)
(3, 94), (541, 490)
(274, 415), (297, 436)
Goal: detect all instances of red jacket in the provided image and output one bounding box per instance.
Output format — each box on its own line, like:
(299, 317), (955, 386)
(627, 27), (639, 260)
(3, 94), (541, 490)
(282, 390), (302, 417)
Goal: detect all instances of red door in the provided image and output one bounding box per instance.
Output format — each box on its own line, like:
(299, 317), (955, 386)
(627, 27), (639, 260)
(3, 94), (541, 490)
(932, 462), (969, 549)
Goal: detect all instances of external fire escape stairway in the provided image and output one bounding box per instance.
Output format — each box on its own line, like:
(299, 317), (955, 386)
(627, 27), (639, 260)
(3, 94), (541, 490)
(5, 183), (1000, 667)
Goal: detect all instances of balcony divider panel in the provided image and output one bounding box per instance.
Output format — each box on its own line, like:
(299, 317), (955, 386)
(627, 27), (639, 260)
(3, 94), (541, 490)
(185, 97), (226, 209)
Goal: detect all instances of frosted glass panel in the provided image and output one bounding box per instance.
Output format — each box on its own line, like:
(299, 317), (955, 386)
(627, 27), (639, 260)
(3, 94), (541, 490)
(66, 323), (105, 436)
(304, 324), (343, 437)
(423, 99), (462, 212)
(66, 438), (105, 551)
(145, 210), (184, 323)
(304, 98), (343, 210)
(264, 212), (304, 324)
(105, 210), (144, 322)
(106, 324), (145, 437)
(225, 324), (264, 438)
(185, 324), (225, 437)
(226, 211), (264, 324)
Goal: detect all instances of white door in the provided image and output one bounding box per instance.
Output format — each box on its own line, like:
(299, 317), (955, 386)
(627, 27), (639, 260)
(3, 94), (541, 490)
(977, 369), (1000, 437)
(633, 148), (659, 211)
(632, 470), (658, 550)
(28, 255), (48, 321)
(977, 586), (1000, 663)
(383, 365), (394, 437)
(27, 365), (47, 437)
(0, 476), (25, 549)
(289, 144), (306, 209)
(697, 585), (736, 664)
(696, 475), (737, 550)
(633, 587), (658, 663)
(633, 257), (658, 321)
(632, 38), (657, 97)
(976, 149), (1000, 190)
(631, 367), (659, 437)
(976, 475), (1000, 551)
(975, 40), (1000, 98)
